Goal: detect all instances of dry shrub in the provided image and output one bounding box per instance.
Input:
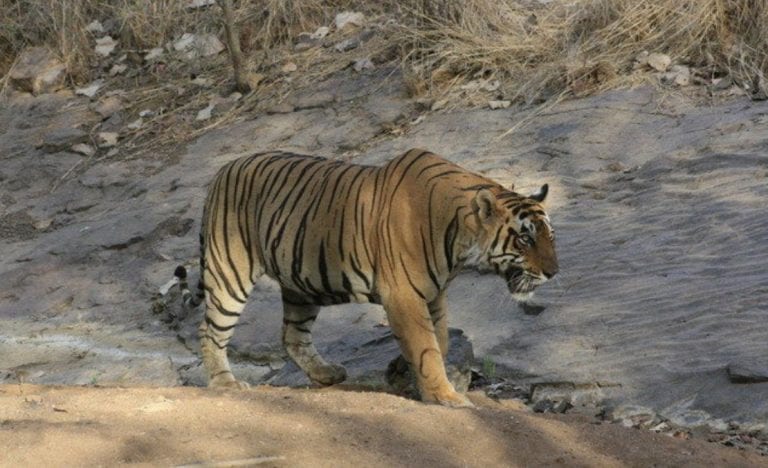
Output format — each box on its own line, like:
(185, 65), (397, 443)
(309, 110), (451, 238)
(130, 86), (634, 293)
(238, 0), (346, 52)
(1, 0), (97, 80)
(396, 0), (768, 102)
(0, 0), (348, 79)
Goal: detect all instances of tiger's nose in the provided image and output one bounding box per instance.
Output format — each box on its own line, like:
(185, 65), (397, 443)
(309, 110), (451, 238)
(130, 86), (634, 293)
(543, 266), (559, 279)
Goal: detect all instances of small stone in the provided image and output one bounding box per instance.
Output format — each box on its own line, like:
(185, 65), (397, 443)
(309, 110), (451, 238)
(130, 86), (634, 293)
(335, 38), (360, 52)
(196, 103), (214, 121)
(144, 47), (164, 61)
(650, 422), (670, 433)
(109, 63), (127, 76)
(482, 79), (501, 92)
(93, 95), (123, 119)
(174, 33), (224, 60)
(431, 99), (448, 111)
(488, 100), (511, 110)
(312, 26), (330, 39)
(173, 33), (195, 51)
(85, 20), (104, 34)
(75, 80), (104, 98)
(126, 118), (143, 130)
(353, 58), (374, 72)
(187, 0), (215, 8)
(94, 36), (117, 57)
(139, 109), (156, 118)
(609, 404), (657, 428)
(294, 33), (319, 51)
(33, 217), (53, 231)
(634, 51), (650, 67)
(335, 11), (366, 31)
(106, 148), (119, 157)
(96, 132), (119, 148)
(71, 143), (95, 157)
(281, 62), (298, 73)
(9, 47), (67, 95)
(39, 127), (88, 153)
(100, 112), (124, 132)
(727, 362), (768, 384)
(647, 53), (671, 72)
(661, 65), (691, 87)
(247, 72), (264, 90)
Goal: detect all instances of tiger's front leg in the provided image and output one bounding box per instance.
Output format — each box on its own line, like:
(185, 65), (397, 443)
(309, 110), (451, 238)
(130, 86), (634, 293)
(383, 292), (473, 408)
(281, 295), (347, 386)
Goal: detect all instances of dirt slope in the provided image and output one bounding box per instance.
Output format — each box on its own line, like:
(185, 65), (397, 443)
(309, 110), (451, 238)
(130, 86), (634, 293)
(1, 384), (763, 467)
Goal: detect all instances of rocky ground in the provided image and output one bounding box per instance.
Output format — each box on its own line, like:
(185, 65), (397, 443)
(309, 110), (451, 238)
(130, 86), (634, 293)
(2, 9), (768, 465)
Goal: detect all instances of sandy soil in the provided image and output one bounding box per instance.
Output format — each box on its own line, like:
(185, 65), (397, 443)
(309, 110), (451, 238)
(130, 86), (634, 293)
(1, 384), (764, 467)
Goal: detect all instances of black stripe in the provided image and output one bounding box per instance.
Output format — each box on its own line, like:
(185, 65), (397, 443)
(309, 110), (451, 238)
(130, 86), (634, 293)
(489, 225), (504, 251)
(421, 231), (441, 290)
(205, 315), (236, 332)
(400, 253), (426, 300)
(443, 213), (459, 272)
(460, 183), (497, 191)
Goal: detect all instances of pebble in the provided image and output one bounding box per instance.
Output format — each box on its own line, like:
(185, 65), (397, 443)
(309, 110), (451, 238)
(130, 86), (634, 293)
(335, 38), (360, 52)
(353, 58), (374, 72)
(647, 53), (671, 72)
(71, 143), (96, 157)
(9, 47), (67, 95)
(75, 80), (104, 98)
(489, 100), (511, 110)
(335, 11), (366, 31)
(39, 127), (88, 153)
(97, 132), (119, 148)
(95, 36), (117, 57)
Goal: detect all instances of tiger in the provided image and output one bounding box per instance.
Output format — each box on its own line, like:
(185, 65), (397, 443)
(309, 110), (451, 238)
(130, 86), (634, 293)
(174, 148), (558, 407)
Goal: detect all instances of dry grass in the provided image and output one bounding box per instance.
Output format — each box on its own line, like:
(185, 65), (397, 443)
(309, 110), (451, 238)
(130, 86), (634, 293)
(2, 0), (768, 156)
(4, 0), (767, 98)
(396, 0), (768, 102)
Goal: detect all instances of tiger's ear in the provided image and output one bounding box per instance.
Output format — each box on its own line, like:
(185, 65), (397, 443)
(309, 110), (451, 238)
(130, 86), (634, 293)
(473, 189), (497, 222)
(529, 184), (549, 203)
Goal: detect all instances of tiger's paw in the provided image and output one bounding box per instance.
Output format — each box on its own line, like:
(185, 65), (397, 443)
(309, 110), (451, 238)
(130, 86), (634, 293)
(430, 390), (474, 408)
(209, 373), (250, 390)
(308, 364), (347, 386)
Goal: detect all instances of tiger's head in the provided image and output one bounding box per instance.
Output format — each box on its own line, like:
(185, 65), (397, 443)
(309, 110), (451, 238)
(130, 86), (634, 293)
(470, 184), (558, 300)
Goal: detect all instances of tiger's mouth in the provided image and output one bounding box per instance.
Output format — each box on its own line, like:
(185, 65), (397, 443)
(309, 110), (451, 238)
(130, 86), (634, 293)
(504, 268), (543, 297)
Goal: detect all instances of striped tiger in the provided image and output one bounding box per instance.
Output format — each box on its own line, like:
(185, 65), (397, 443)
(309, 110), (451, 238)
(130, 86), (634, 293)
(175, 148), (558, 407)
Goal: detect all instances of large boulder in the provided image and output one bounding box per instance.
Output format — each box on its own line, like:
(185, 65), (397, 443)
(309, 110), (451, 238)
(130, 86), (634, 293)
(9, 47), (67, 95)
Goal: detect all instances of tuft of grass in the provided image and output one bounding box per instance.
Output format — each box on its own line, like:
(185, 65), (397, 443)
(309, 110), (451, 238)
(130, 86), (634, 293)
(482, 356), (497, 380)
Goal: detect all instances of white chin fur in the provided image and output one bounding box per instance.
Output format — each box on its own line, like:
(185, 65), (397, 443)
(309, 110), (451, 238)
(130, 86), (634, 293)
(511, 292), (534, 302)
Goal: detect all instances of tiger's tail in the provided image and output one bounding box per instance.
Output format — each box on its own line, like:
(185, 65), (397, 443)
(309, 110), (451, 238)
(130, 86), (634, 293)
(174, 265), (204, 308)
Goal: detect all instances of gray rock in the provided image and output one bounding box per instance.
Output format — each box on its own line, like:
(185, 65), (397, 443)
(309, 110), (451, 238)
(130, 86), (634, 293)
(647, 53), (672, 72)
(335, 38), (360, 53)
(294, 33), (319, 52)
(93, 96), (124, 120)
(609, 404), (658, 428)
(530, 381), (606, 407)
(269, 328), (474, 400)
(728, 362), (768, 384)
(10, 47), (67, 95)
(38, 127), (88, 153)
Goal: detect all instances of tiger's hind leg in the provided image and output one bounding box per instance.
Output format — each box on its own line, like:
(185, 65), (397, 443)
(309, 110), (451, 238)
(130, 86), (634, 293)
(198, 277), (255, 390)
(281, 293), (347, 386)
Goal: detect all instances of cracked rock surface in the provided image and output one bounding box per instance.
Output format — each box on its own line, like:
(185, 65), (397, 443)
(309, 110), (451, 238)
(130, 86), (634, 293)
(1, 70), (767, 429)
